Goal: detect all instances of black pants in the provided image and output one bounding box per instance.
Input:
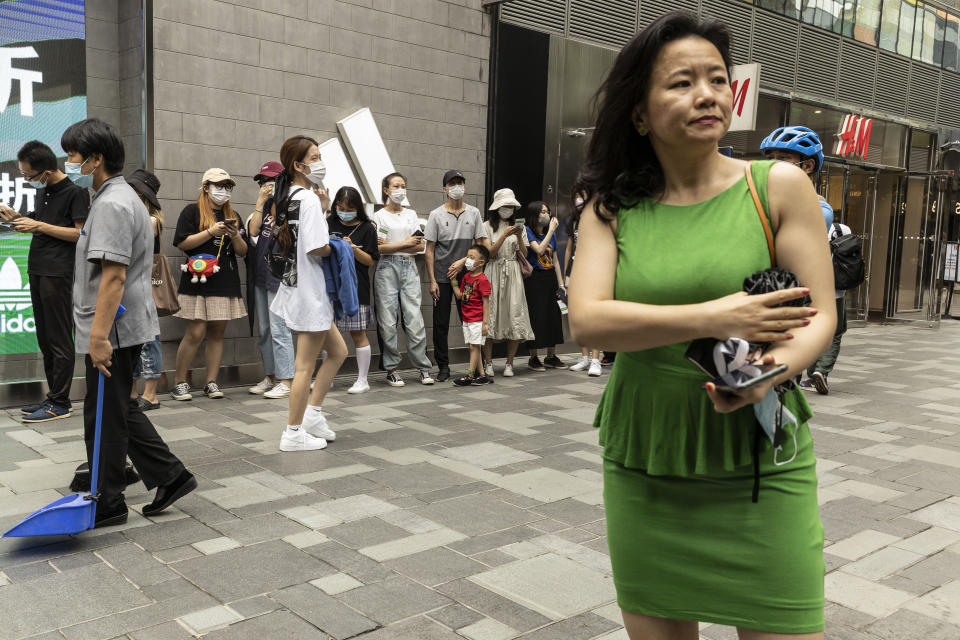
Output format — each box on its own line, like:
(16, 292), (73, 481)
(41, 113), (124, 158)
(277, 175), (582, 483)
(432, 283), (461, 370)
(29, 274), (75, 408)
(84, 345), (184, 510)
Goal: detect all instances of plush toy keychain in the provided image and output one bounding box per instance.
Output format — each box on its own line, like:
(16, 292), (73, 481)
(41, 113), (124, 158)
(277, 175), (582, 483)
(181, 224), (226, 283)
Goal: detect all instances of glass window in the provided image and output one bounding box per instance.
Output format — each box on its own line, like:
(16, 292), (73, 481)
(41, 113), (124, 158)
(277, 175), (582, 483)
(880, 0), (915, 56)
(802, 0), (843, 33)
(846, 0), (882, 45)
(943, 13), (960, 71)
(719, 95), (788, 157)
(756, 0), (801, 19)
(896, 0), (916, 56)
(913, 4), (941, 64)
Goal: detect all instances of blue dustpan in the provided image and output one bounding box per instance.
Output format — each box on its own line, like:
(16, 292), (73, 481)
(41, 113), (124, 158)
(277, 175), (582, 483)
(3, 306), (124, 538)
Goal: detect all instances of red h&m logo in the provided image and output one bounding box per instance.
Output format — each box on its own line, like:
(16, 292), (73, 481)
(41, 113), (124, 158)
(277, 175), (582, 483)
(835, 115), (873, 159)
(730, 77), (750, 117)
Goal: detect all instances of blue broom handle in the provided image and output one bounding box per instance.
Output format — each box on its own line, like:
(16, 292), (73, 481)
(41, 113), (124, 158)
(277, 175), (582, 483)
(91, 370), (104, 499)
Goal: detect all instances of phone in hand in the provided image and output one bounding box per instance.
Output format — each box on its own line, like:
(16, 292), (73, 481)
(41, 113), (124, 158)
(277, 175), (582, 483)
(705, 363), (788, 394)
(413, 229), (424, 237)
(515, 218), (525, 227)
(330, 231), (343, 238)
(224, 217), (238, 230)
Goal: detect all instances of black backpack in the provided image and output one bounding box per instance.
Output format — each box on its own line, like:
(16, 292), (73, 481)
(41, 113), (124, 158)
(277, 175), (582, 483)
(830, 223), (865, 290)
(265, 187), (304, 287)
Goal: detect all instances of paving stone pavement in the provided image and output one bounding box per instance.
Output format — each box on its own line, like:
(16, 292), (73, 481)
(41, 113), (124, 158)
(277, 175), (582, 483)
(2, 324), (960, 639)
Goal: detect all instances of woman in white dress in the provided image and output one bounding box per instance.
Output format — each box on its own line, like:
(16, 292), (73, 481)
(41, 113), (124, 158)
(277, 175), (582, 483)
(269, 135), (347, 452)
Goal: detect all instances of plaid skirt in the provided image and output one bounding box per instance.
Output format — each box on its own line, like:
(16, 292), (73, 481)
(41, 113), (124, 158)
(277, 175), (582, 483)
(335, 304), (374, 332)
(174, 294), (246, 321)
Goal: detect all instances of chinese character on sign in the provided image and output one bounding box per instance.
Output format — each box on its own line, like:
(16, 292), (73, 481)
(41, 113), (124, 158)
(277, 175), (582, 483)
(0, 173), (37, 213)
(0, 46), (43, 117)
(835, 115), (873, 159)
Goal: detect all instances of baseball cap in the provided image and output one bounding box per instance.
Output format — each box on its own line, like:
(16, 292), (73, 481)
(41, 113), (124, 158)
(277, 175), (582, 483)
(201, 168), (235, 186)
(254, 161), (283, 182)
(442, 169), (465, 187)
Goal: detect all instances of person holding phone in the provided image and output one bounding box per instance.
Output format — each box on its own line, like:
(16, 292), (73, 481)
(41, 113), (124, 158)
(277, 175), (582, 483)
(523, 201), (566, 371)
(568, 12), (835, 639)
(170, 169), (248, 401)
(481, 188), (534, 377)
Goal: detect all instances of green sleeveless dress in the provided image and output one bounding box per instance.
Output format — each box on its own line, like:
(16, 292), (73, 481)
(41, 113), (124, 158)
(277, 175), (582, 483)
(598, 161), (824, 633)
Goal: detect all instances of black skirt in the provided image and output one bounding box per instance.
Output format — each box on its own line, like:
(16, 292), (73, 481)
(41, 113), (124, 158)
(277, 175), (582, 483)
(523, 268), (564, 348)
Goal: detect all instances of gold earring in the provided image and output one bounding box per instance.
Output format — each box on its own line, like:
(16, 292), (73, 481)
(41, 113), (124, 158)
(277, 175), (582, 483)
(636, 124), (648, 136)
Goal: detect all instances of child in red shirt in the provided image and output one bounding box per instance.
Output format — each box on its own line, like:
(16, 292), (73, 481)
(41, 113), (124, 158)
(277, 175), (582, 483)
(451, 244), (491, 386)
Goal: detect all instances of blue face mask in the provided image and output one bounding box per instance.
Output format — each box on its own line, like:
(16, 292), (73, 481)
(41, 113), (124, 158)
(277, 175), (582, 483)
(337, 210), (357, 222)
(28, 177), (46, 190)
(65, 159), (93, 188)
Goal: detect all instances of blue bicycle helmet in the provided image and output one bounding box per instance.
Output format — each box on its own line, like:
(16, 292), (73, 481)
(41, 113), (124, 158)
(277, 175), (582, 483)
(759, 126), (824, 172)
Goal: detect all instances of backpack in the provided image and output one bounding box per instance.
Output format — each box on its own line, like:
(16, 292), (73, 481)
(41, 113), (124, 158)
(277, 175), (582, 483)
(265, 187), (304, 287)
(830, 223), (865, 290)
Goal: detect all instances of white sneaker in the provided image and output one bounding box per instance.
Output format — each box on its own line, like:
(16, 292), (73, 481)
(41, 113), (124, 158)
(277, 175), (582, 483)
(483, 362), (495, 378)
(348, 380), (370, 394)
(588, 359), (602, 377)
(569, 356), (590, 372)
(503, 364), (514, 377)
(264, 382), (291, 399)
(248, 377), (273, 394)
(279, 427), (327, 451)
(304, 412), (336, 441)
(419, 371), (435, 385)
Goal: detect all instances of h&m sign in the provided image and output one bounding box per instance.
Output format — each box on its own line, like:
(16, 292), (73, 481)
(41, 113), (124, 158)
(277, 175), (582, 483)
(728, 63), (761, 132)
(835, 115), (873, 159)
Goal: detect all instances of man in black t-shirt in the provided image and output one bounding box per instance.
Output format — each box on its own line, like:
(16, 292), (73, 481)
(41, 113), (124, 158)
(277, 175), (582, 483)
(0, 141), (89, 422)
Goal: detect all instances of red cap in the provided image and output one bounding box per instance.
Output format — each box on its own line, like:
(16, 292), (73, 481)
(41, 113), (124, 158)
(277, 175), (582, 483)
(254, 161), (283, 181)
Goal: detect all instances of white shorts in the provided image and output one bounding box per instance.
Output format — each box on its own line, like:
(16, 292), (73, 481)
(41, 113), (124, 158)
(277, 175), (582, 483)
(462, 322), (485, 345)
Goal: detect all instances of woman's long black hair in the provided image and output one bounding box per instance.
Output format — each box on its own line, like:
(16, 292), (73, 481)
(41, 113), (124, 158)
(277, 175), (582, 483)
(525, 201), (549, 234)
(572, 11), (732, 221)
(328, 186), (370, 224)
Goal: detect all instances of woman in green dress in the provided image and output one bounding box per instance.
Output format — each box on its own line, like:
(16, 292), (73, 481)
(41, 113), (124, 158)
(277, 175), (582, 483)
(568, 12), (836, 640)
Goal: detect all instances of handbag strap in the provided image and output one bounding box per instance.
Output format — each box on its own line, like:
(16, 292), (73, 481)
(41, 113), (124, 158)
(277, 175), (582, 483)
(745, 161), (776, 267)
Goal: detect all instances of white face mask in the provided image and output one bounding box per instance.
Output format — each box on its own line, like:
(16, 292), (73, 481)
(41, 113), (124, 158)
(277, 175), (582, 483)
(464, 257), (476, 271)
(389, 188), (406, 204)
(208, 186), (231, 206)
(498, 207), (513, 220)
(303, 161), (326, 184)
(447, 185), (465, 200)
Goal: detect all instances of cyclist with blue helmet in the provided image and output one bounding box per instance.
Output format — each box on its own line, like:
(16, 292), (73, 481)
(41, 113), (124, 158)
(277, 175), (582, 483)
(760, 126), (833, 229)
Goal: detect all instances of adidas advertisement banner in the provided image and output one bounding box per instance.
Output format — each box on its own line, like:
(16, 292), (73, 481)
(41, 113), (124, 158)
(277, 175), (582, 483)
(0, 0), (86, 355)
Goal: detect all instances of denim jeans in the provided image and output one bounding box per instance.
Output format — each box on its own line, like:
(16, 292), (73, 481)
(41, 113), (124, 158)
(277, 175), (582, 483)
(133, 335), (162, 380)
(374, 255), (432, 373)
(809, 296), (847, 378)
(255, 285), (295, 380)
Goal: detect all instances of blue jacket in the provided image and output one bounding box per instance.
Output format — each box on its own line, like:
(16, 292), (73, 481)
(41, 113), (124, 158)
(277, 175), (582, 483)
(323, 237), (359, 320)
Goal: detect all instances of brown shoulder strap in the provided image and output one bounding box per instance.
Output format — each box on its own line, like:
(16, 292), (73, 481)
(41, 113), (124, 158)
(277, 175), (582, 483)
(745, 161), (776, 267)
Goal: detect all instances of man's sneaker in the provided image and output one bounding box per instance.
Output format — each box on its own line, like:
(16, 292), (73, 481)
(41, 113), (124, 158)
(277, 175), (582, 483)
(484, 362), (495, 378)
(264, 382), (291, 399)
(453, 375), (474, 386)
(503, 363), (515, 377)
(348, 380), (370, 394)
(279, 427), (327, 451)
(600, 353), (615, 366)
(248, 377), (273, 395)
(569, 356), (590, 372)
(20, 402), (44, 415)
(419, 370), (435, 385)
(386, 372), (405, 387)
(436, 367), (450, 383)
(304, 412), (336, 441)
(543, 355), (565, 369)
(203, 382), (224, 399)
(798, 379), (816, 391)
(588, 359), (603, 377)
(171, 382), (192, 401)
(471, 375), (493, 386)
(22, 402), (72, 423)
(528, 356), (546, 372)
(811, 371), (829, 395)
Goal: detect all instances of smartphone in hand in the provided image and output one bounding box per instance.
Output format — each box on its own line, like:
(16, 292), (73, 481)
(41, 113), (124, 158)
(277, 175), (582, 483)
(706, 363), (788, 394)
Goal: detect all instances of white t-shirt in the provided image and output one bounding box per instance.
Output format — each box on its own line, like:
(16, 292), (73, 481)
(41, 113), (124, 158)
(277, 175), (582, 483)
(374, 207), (420, 257)
(270, 189), (334, 331)
(829, 223), (852, 298)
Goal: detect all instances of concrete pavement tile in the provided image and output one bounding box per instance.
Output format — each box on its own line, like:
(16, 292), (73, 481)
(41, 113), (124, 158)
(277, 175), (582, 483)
(356, 616), (462, 639)
(909, 499), (960, 532)
(57, 590), (218, 640)
(824, 530), (902, 560)
(842, 546), (926, 580)
(447, 525), (541, 556)
(325, 516), (410, 548)
(279, 504), (342, 529)
(473, 549), (517, 567)
(458, 618), (518, 640)
(362, 462), (478, 494)
(514, 612), (620, 639)
(226, 595), (280, 618)
(152, 545), (201, 564)
(879, 574), (938, 596)
(893, 527), (960, 554)
(427, 603), (486, 630)
(128, 621), (194, 640)
(302, 541), (394, 583)
(203, 610), (333, 639)
(178, 605), (242, 635)
(312, 473), (382, 497)
(197, 475), (288, 509)
(379, 508), (442, 533)
(172, 539), (335, 601)
(310, 571), (364, 595)
(437, 442), (539, 469)
(866, 609), (960, 640)
(289, 463), (376, 484)
(416, 480), (499, 503)
(2, 563), (151, 640)
(384, 546), (487, 586)
(359, 526), (466, 562)
(492, 468), (596, 503)
(123, 517), (221, 552)
(436, 578), (553, 632)
(2, 560), (56, 582)
(825, 571), (915, 617)
(96, 542), (178, 587)
(904, 580), (960, 625)
(0, 460), (82, 493)
(272, 582), (379, 638)
(412, 493), (538, 536)
(336, 574), (452, 624)
(164, 494), (238, 526)
(141, 577), (201, 602)
(282, 530), (329, 548)
(0, 489), (68, 517)
(469, 553), (616, 620)
(214, 512), (308, 544)
(191, 536), (242, 554)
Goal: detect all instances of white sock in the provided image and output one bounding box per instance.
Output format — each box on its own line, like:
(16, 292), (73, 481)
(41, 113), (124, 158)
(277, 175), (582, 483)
(306, 404), (322, 416)
(356, 346), (371, 384)
(287, 425), (300, 431)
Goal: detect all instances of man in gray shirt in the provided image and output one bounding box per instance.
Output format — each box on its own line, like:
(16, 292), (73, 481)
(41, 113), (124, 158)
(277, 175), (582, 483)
(425, 170), (490, 382)
(62, 118), (195, 527)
